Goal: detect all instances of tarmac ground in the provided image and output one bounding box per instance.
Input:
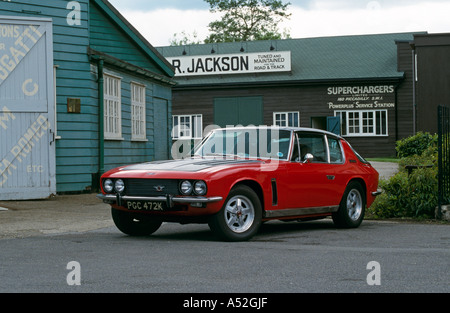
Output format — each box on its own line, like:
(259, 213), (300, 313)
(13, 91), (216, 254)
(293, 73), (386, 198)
(0, 194), (112, 239)
(0, 162), (399, 239)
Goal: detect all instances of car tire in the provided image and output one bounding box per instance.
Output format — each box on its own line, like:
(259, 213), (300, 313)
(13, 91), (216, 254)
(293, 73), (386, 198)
(111, 208), (162, 236)
(332, 181), (365, 228)
(209, 185), (262, 242)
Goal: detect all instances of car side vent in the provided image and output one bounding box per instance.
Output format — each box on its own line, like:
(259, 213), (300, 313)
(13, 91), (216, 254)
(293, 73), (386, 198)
(271, 178), (278, 206)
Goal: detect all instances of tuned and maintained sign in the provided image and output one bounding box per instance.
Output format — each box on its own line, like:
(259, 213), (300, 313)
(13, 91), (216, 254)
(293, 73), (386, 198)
(0, 16), (56, 200)
(167, 51), (291, 77)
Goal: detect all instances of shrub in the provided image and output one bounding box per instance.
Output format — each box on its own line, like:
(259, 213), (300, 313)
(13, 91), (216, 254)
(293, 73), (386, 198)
(370, 134), (438, 219)
(370, 172), (409, 218)
(370, 166), (437, 219)
(396, 132), (437, 158)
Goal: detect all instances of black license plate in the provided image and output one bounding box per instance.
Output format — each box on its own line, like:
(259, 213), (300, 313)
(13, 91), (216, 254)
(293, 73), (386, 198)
(126, 201), (166, 211)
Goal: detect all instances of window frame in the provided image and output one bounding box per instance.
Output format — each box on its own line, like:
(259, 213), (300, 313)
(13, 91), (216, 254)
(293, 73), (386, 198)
(295, 132), (328, 163)
(172, 114), (203, 140)
(291, 132), (345, 164)
(273, 111), (300, 127)
(104, 73), (123, 140)
(130, 82), (147, 141)
(335, 110), (388, 137)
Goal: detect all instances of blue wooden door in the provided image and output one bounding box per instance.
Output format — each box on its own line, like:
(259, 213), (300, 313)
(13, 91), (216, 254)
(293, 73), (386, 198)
(0, 17), (56, 200)
(327, 116), (341, 136)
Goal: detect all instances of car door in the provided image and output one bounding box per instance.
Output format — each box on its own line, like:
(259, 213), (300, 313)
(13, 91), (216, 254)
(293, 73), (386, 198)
(283, 132), (343, 209)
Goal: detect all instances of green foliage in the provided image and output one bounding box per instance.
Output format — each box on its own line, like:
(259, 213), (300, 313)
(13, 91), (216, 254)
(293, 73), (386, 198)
(396, 132), (438, 158)
(371, 167), (437, 218)
(370, 136), (438, 219)
(169, 31), (202, 46)
(204, 0), (292, 43)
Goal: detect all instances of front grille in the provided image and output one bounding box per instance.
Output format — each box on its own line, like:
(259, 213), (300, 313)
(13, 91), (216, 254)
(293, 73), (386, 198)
(125, 179), (180, 197)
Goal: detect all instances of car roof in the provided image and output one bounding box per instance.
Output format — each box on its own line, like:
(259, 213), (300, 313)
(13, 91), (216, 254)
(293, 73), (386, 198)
(212, 126), (343, 139)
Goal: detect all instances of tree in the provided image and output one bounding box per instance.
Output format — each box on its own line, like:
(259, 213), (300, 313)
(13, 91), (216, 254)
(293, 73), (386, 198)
(204, 0), (292, 43)
(169, 30), (202, 46)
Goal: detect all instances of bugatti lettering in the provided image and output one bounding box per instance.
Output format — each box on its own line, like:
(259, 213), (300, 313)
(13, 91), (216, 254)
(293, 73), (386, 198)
(0, 25), (43, 82)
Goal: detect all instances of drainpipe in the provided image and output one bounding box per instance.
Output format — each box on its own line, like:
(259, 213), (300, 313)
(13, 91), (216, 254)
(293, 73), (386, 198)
(410, 43), (417, 135)
(98, 58), (105, 175)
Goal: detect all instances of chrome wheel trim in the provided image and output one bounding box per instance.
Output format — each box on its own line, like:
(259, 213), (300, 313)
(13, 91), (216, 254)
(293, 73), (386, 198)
(347, 189), (363, 221)
(224, 195), (255, 233)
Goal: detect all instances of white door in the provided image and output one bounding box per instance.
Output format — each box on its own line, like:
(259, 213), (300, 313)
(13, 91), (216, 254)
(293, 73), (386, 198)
(0, 16), (56, 200)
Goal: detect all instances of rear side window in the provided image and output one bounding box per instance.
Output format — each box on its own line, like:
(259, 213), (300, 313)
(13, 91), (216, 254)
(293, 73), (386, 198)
(328, 137), (344, 164)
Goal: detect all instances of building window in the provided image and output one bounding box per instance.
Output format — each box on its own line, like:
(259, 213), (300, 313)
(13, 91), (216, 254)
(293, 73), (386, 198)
(273, 112), (300, 127)
(173, 114), (203, 139)
(131, 82), (146, 141)
(104, 74), (122, 140)
(335, 110), (388, 136)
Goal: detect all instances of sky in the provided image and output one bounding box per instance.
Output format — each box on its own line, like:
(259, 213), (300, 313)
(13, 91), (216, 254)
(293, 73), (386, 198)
(108, 0), (450, 47)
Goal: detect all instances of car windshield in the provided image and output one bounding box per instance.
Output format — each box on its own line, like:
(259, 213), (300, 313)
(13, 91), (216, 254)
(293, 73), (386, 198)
(194, 128), (292, 161)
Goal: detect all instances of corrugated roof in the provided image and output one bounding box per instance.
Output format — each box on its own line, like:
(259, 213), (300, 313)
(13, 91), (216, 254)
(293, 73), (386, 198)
(157, 32), (425, 86)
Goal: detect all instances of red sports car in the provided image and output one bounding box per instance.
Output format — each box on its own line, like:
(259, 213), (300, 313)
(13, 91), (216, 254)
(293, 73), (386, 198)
(97, 127), (380, 241)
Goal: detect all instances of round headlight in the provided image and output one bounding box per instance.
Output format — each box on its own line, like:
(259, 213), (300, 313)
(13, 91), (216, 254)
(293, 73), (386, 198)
(104, 179), (114, 193)
(180, 180), (193, 195)
(114, 179), (125, 193)
(194, 181), (207, 195)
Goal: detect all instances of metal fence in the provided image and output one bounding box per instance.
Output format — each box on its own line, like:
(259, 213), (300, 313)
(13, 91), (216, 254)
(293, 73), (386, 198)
(438, 105), (450, 218)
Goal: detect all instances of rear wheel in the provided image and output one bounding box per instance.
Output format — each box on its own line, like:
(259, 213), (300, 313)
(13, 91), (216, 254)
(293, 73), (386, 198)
(111, 208), (162, 236)
(332, 182), (365, 228)
(209, 185), (262, 241)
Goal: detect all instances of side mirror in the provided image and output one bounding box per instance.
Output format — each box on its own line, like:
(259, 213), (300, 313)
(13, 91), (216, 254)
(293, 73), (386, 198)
(303, 153), (314, 163)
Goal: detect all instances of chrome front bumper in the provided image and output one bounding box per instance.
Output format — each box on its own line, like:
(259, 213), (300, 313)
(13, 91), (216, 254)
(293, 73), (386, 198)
(96, 193), (223, 208)
(371, 190), (382, 196)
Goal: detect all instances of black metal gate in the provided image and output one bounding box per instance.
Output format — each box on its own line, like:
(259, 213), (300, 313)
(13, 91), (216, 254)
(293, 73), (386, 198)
(438, 105), (450, 218)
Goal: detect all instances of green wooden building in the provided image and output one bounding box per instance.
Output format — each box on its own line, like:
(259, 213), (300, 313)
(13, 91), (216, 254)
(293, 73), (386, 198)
(0, 0), (175, 199)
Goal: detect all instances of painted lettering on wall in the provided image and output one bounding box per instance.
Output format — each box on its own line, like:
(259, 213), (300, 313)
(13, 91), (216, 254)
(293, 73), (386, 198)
(0, 25), (43, 82)
(22, 78), (39, 96)
(327, 85), (396, 109)
(0, 106), (16, 130)
(167, 51), (291, 77)
(0, 114), (50, 186)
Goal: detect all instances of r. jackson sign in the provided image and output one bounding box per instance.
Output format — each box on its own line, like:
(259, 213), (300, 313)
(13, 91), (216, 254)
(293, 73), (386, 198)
(167, 51), (291, 77)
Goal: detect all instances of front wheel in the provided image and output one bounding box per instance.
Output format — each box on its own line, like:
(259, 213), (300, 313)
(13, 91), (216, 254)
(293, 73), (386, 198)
(111, 208), (162, 236)
(332, 182), (365, 228)
(209, 185), (262, 242)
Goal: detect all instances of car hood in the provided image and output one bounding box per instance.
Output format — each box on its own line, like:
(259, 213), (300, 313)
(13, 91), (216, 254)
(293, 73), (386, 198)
(120, 157), (263, 173)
